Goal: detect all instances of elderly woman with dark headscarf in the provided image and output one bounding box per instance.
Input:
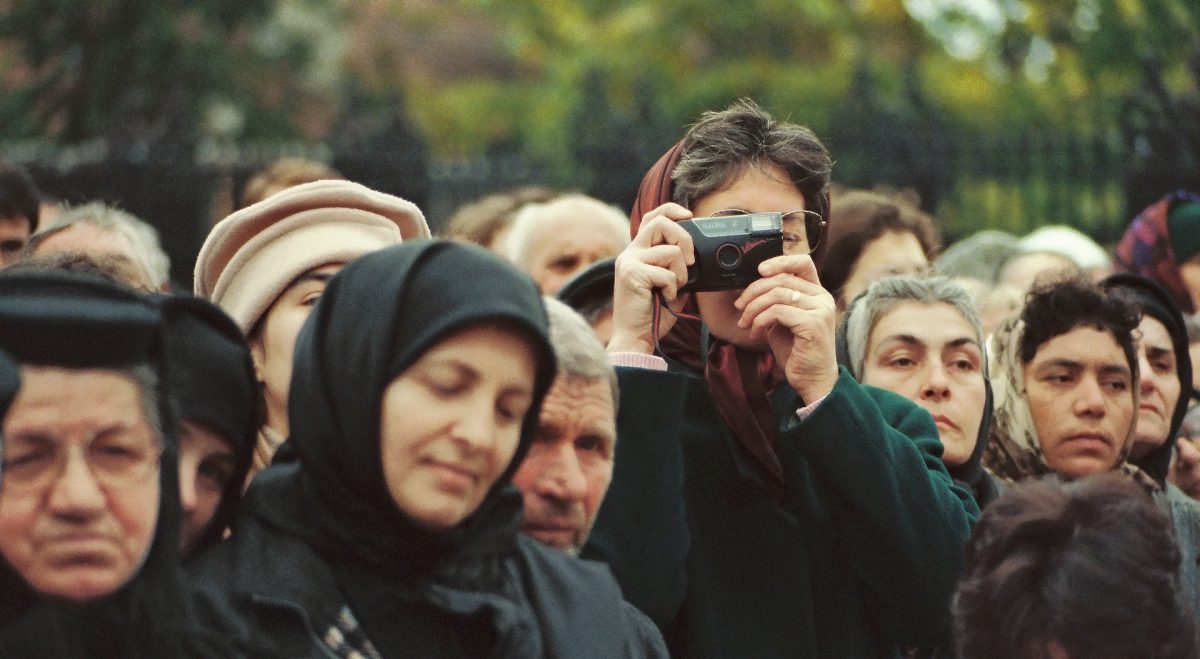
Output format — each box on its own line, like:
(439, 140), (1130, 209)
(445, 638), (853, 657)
(0, 272), (218, 656)
(1100, 273), (1200, 618)
(837, 275), (1000, 510)
(159, 296), (258, 558)
(189, 242), (666, 658)
(591, 99), (977, 657)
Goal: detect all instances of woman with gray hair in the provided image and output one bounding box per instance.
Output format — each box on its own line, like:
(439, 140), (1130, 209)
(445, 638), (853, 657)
(838, 275), (1000, 509)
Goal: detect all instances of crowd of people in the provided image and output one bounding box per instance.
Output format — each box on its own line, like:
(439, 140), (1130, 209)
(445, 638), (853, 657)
(0, 99), (1198, 658)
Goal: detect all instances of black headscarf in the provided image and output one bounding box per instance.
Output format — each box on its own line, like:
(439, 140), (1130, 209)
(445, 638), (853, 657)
(246, 241), (556, 655)
(159, 295), (258, 555)
(0, 271), (209, 656)
(1101, 273), (1193, 486)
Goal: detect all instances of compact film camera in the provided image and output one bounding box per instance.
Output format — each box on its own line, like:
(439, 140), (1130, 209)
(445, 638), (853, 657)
(678, 212), (783, 292)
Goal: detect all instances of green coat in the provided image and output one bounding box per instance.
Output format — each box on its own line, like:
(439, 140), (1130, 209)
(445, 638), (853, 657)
(585, 366), (980, 658)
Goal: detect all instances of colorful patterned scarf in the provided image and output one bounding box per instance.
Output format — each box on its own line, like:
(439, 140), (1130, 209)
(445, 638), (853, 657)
(1115, 190), (1200, 314)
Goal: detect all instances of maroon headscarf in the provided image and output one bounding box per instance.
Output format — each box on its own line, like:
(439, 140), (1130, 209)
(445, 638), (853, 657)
(629, 142), (831, 499)
(1114, 191), (1200, 314)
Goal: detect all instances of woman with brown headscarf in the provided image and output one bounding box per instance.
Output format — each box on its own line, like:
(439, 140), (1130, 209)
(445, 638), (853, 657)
(583, 100), (979, 657)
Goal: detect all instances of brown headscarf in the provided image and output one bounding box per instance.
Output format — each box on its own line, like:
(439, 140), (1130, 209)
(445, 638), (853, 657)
(629, 141), (830, 499)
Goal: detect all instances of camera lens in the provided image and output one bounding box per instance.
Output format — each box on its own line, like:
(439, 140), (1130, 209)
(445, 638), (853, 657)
(716, 243), (741, 270)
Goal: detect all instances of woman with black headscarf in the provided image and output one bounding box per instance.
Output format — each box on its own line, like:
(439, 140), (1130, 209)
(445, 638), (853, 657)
(190, 241), (666, 658)
(1101, 273), (1200, 622)
(0, 271), (221, 657)
(160, 296), (258, 558)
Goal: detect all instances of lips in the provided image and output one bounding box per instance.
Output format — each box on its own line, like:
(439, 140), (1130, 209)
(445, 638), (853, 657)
(1062, 432), (1113, 449)
(520, 520), (580, 550)
(932, 414), (960, 432)
(425, 460), (479, 492)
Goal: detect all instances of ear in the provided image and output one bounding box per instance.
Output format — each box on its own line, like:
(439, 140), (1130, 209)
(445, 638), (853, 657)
(248, 335), (267, 385)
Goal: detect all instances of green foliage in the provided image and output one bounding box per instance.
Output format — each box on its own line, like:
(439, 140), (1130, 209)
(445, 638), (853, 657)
(0, 0), (333, 143)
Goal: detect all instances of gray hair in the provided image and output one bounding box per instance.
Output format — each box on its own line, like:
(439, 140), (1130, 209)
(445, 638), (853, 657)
(119, 363), (166, 448)
(543, 297), (618, 412)
(32, 202), (170, 289)
(505, 195), (629, 266)
(841, 275), (984, 380)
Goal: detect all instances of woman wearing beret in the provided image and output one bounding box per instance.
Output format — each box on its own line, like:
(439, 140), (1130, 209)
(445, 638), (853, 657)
(190, 242), (666, 658)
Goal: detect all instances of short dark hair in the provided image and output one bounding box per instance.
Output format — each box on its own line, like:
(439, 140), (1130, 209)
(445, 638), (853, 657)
(1018, 277), (1139, 370)
(0, 160), (40, 232)
(953, 474), (1195, 659)
(671, 99), (832, 223)
(820, 188), (941, 304)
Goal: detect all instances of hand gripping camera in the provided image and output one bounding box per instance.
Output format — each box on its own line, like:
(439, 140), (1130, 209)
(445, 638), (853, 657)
(678, 212), (783, 292)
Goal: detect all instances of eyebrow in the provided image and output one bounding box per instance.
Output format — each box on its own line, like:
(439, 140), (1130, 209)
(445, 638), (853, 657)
(1146, 345), (1175, 360)
(293, 271), (335, 286)
(874, 334), (978, 350)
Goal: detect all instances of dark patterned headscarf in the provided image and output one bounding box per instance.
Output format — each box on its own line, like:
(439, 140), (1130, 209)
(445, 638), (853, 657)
(1115, 190), (1200, 314)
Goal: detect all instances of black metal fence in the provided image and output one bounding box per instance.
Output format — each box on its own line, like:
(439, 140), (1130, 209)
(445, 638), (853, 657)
(5, 127), (1194, 287)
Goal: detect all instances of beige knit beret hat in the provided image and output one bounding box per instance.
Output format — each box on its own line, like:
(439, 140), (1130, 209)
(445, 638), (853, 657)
(194, 179), (431, 333)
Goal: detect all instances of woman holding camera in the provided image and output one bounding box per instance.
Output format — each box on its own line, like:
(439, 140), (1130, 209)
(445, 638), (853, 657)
(190, 242), (666, 658)
(587, 100), (979, 657)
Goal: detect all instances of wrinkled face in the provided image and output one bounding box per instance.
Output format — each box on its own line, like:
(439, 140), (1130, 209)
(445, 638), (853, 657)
(379, 324), (537, 531)
(523, 213), (627, 296)
(861, 302), (986, 467)
(250, 263), (342, 436)
(0, 215), (30, 266)
(840, 231), (928, 308)
(692, 162), (809, 349)
(177, 421), (237, 555)
(0, 367), (160, 602)
(512, 376), (615, 553)
(1131, 316), (1182, 459)
(1023, 326), (1135, 479)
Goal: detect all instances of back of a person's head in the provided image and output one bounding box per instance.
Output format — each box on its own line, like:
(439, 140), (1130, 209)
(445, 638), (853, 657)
(443, 186), (559, 249)
(1018, 277), (1138, 366)
(240, 157), (342, 208)
(0, 160), (40, 232)
(953, 474), (1194, 659)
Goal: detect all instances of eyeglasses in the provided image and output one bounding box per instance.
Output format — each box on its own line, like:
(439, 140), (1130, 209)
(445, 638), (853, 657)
(709, 209), (826, 255)
(1, 425), (162, 495)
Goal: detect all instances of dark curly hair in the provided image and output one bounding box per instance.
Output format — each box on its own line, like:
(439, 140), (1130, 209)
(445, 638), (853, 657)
(953, 474), (1195, 659)
(1018, 277), (1139, 372)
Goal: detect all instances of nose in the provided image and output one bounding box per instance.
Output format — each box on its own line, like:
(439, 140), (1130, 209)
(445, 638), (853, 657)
(1074, 376), (1107, 417)
(46, 451), (106, 518)
(919, 363), (951, 403)
(1138, 353), (1157, 396)
(534, 442), (588, 502)
(178, 462), (198, 514)
(452, 397), (500, 450)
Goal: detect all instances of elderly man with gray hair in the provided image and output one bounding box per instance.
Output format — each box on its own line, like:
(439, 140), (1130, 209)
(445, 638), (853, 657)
(838, 275), (1000, 509)
(504, 194), (630, 296)
(22, 202), (171, 291)
(511, 297), (619, 554)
